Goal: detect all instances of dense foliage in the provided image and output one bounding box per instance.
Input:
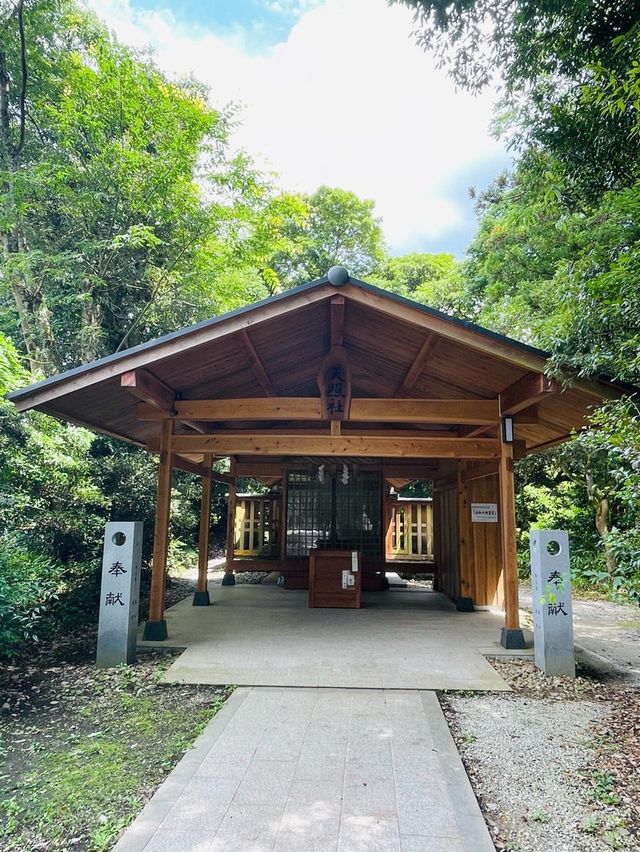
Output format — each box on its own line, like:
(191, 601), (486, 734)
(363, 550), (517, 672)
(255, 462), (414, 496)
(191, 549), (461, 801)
(399, 0), (640, 600)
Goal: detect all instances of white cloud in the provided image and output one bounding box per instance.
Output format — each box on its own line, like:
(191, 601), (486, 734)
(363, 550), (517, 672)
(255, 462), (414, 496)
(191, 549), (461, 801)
(87, 0), (505, 253)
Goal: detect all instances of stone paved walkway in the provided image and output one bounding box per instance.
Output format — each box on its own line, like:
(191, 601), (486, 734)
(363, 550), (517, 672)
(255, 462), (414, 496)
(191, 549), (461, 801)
(115, 687), (494, 852)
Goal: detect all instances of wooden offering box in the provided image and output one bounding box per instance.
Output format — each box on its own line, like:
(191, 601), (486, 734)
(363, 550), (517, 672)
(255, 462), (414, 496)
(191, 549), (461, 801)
(308, 549), (362, 608)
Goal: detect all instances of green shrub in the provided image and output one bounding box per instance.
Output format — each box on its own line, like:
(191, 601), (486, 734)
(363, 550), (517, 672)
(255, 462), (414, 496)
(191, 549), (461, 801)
(603, 527), (640, 602)
(0, 536), (63, 657)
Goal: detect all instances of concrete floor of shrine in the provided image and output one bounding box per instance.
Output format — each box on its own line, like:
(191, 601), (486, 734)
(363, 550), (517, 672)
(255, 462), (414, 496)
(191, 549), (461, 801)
(138, 582), (532, 691)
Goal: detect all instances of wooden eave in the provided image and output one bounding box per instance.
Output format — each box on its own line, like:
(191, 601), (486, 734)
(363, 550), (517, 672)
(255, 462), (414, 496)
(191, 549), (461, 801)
(6, 275), (626, 460)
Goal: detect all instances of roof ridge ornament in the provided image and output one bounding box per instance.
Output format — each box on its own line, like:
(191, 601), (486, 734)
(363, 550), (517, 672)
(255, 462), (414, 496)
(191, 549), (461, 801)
(327, 265), (350, 286)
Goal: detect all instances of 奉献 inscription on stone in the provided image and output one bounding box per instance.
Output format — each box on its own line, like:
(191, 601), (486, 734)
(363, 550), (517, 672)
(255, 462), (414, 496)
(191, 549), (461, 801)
(530, 529), (575, 677)
(96, 521), (142, 668)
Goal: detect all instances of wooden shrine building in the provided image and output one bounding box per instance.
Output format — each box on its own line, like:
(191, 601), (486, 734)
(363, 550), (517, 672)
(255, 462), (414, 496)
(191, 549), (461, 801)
(8, 267), (622, 648)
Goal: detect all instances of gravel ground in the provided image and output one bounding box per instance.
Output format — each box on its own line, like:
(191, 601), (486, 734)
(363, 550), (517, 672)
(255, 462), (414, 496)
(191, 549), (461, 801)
(442, 660), (639, 851)
(448, 694), (609, 851)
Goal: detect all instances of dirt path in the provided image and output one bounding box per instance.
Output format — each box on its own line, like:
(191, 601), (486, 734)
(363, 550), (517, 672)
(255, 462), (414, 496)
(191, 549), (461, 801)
(519, 584), (640, 683)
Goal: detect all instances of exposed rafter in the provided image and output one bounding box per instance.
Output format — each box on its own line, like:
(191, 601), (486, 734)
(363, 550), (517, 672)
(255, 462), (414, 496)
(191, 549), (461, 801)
(240, 329), (276, 396)
(395, 334), (438, 397)
(330, 294), (345, 347)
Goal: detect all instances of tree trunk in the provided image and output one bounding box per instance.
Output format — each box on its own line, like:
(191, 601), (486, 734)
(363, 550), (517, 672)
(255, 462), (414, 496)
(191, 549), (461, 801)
(1, 27), (58, 375)
(594, 496), (616, 576)
(80, 284), (102, 364)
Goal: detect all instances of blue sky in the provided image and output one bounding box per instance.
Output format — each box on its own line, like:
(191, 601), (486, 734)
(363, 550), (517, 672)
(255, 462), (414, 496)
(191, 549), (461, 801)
(90, 0), (510, 258)
(132, 0), (317, 52)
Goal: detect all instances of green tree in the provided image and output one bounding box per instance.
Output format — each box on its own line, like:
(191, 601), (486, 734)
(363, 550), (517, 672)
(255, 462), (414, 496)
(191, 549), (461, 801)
(395, 1), (640, 199)
(274, 186), (386, 286)
(0, 0), (256, 373)
(370, 252), (465, 313)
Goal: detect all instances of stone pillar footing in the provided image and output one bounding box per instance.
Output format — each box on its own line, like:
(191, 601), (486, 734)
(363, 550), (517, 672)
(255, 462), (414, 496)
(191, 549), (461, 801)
(142, 619), (168, 641)
(192, 590), (211, 606)
(221, 573), (236, 587)
(456, 596), (475, 612)
(500, 627), (526, 649)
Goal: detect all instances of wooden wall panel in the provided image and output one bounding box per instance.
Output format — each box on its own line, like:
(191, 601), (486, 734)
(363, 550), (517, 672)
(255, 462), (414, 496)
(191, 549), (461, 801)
(466, 470), (504, 608)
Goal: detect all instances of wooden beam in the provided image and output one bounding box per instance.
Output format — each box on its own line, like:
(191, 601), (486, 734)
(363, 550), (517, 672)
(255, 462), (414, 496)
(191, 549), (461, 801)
(137, 397), (499, 425)
(514, 405), (539, 425)
(383, 463), (437, 479)
(197, 454), (212, 593)
(211, 470), (235, 486)
(172, 455), (206, 477)
(235, 461), (285, 478)
(525, 434), (573, 454)
(395, 334), (438, 397)
(462, 405), (539, 439)
(330, 294), (345, 347)
(462, 461), (499, 484)
(155, 434), (501, 459)
(121, 369), (209, 436)
(461, 424), (496, 438)
(240, 329), (276, 396)
(121, 368), (175, 410)
(498, 432), (520, 629)
(137, 398), (322, 422)
(353, 398), (498, 425)
(500, 372), (557, 416)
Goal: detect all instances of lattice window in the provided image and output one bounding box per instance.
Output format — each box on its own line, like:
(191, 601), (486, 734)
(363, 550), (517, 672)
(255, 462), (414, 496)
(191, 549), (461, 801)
(285, 469), (382, 558)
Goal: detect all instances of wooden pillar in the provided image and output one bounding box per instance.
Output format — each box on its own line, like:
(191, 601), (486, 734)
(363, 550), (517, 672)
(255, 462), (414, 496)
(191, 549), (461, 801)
(143, 418), (173, 640)
(457, 460), (474, 611)
(279, 467), (288, 562)
(193, 453), (212, 606)
(498, 428), (526, 647)
(222, 457), (237, 586)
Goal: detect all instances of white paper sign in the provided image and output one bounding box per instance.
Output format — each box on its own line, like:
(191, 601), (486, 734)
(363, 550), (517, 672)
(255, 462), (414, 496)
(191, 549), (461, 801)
(351, 551), (359, 572)
(471, 502), (498, 523)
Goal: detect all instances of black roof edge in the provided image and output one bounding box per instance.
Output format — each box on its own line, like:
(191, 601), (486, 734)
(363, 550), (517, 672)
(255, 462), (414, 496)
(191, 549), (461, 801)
(7, 274), (331, 402)
(7, 272), (632, 403)
(347, 277), (551, 360)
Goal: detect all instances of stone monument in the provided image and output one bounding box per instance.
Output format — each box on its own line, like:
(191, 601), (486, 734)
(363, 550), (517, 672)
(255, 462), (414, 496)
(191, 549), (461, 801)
(530, 529), (575, 677)
(96, 521), (143, 668)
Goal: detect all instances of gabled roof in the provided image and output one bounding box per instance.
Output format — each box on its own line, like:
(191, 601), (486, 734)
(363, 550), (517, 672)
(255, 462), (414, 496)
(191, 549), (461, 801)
(7, 272), (622, 457)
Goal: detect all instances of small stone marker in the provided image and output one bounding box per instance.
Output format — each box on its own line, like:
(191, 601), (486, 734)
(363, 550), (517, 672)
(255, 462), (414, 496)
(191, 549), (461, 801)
(530, 529), (575, 677)
(96, 521), (142, 668)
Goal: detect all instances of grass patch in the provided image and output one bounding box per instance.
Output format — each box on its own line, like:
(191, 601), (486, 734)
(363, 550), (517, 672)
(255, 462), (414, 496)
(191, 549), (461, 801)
(0, 656), (231, 851)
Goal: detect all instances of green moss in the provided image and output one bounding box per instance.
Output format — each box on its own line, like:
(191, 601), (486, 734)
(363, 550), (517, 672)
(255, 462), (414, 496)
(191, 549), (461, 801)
(0, 666), (230, 851)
